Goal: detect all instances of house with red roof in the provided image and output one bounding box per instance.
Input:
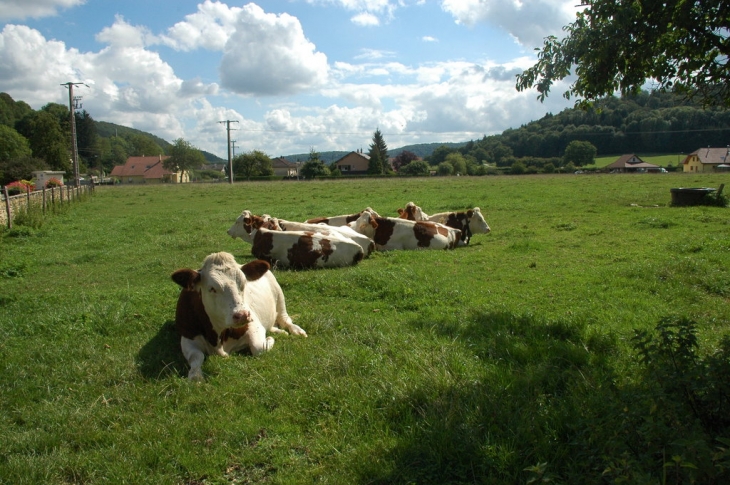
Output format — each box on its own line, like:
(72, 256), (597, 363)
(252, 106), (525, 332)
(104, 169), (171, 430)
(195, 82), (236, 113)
(110, 155), (189, 184)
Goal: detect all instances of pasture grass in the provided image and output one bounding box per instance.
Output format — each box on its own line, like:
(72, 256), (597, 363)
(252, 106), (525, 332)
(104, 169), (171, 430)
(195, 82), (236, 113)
(1, 173), (729, 484)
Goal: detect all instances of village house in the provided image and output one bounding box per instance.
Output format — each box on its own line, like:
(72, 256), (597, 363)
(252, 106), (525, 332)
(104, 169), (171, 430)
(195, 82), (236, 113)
(271, 157), (298, 178)
(110, 155), (189, 184)
(683, 147), (730, 173)
(333, 150), (371, 175)
(604, 154), (661, 173)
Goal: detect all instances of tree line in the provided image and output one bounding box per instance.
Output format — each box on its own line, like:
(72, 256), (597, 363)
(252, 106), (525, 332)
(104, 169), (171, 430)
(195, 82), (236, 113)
(4, 87), (730, 186)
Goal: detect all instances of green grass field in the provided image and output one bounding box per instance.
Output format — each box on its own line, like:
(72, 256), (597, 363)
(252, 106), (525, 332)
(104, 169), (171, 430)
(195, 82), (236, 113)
(1, 173), (729, 484)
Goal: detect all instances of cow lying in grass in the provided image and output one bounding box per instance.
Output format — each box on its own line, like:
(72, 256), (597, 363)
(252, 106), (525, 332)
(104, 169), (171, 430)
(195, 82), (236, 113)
(228, 210), (375, 260)
(349, 209), (461, 250)
(250, 227), (365, 269)
(305, 207), (380, 226)
(171, 252), (306, 381)
(397, 202), (491, 245)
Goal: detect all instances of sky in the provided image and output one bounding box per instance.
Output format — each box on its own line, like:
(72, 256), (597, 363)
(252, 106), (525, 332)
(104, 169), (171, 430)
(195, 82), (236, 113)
(0, 0), (582, 159)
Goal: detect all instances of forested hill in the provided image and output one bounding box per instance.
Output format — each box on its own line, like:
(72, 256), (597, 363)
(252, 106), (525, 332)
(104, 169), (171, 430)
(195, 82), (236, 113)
(95, 121), (224, 164)
(486, 91), (730, 159)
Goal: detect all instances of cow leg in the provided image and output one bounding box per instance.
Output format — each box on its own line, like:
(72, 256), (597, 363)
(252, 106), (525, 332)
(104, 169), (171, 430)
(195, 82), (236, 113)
(181, 337), (207, 382)
(276, 313), (307, 337)
(247, 324), (275, 356)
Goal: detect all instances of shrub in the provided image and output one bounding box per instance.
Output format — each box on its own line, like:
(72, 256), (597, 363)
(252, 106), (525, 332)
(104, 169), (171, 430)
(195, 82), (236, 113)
(45, 177), (64, 188)
(5, 180), (35, 196)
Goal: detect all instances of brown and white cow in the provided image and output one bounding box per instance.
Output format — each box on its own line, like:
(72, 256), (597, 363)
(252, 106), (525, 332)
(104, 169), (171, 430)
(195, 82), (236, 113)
(349, 210), (461, 251)
(305, 207), (380, 226)
(227, 210), (281, 243)
(397, 202), (490, 245)
(277, 219), (375, 257)
(250, 227), (364, 269)
(171, 252), (306, 381)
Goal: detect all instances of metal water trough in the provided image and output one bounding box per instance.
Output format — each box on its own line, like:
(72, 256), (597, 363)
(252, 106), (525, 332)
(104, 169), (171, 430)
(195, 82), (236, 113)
(670, 185), (722, 206)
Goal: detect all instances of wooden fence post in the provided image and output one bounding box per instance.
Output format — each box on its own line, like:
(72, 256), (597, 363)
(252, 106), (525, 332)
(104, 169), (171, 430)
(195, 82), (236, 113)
(3, 186), (10, 229)
(42, 186), (47, 214)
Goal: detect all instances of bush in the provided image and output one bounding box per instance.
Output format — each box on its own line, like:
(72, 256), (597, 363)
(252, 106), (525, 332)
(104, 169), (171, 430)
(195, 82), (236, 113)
(5, 180), (34, 195)
(45, 177), (63, 188)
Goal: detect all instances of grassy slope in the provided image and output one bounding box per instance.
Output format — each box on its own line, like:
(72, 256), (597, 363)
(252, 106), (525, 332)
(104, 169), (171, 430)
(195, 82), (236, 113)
(1, 174), (729, 484)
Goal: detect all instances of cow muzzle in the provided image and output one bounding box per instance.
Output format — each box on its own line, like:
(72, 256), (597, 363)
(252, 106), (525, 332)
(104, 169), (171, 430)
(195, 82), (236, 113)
(232, 309), (252, 326)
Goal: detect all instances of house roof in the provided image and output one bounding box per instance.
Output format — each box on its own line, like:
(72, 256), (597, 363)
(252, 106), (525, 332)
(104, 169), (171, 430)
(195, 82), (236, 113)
(605, 154), (659, 169)
(271, 157), (297, 168)
(110, 155), (176, 179)
(334, 151), (370, 164)
(686, 147), (730, 165)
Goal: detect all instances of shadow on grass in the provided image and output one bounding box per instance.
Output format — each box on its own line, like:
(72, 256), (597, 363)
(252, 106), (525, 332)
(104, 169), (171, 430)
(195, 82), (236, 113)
(136, 320), (187, 380)
(356, 310), (624, 484)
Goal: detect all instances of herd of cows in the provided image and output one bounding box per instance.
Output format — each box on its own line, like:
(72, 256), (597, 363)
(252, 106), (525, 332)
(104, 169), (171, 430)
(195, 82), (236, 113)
(171, 203), (491, 380)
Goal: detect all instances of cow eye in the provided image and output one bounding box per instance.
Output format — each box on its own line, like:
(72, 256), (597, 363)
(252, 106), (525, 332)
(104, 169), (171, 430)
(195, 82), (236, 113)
(209, 287), (217, 293)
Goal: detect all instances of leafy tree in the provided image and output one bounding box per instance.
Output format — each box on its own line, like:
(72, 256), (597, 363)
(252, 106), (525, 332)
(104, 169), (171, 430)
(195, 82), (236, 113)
(437, 162), (453, 176)
(516, 0), (730, 107)
(399, 160), (431, 176)
(367, 128), (388, 174)
(445, 153), (467, 175)
(0, 157), (48, 186)
(233, 150), (273, 181)
(128, 133), (164, 157)
(392, 150), (419, 172)
(75, 110), (99, 168)
(0, 125), (31, 162)
(563, 140), (597, 167)
(428, 145), (456, 166)
(300, 148), (329, 180)
(16, 111), (70, 172)
(0, 92), (32, 127)
(510, 160), (527, 175)
(164, 138), (205, 182)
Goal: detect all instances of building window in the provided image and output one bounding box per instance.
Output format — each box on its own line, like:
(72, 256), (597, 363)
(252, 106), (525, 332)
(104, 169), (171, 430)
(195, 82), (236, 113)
(341, 165), (351, 172)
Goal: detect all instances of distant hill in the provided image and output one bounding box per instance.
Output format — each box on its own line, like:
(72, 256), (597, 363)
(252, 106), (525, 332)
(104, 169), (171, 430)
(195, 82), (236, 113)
(282, 141), (468, 163)
(95, 120), (226, 164)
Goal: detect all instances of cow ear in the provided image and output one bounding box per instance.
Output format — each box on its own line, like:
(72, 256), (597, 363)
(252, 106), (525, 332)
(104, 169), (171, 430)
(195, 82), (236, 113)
(397, 208), (405, 217)
(369, 215), (378, 229)
(171, 269), (200, 289)
(241, 260), (270, 281)
(466, 209), (474, 218)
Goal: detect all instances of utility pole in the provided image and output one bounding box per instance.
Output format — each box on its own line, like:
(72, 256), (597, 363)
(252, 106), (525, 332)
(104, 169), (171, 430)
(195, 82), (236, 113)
(61, 82), (87, 187)
(231, 140), (237, 158)
(219, 120), (239, 184)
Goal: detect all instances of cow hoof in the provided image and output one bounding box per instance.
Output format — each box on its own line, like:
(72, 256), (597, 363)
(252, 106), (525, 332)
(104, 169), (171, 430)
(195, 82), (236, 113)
(188, 368), (205, 382)
(265, 336), (275, 351)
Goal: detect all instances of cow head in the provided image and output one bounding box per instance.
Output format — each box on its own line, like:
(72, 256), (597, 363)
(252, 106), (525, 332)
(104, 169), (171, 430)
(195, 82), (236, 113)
(228, 211), (281, 243)
(171, 253), (271, 330)
(349, 210), (379, 238)
(467, 208), (491, 234)
(398, 202), (428, 221)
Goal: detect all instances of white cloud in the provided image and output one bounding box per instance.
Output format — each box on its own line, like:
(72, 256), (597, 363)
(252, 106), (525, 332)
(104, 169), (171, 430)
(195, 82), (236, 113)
(422, 36), (438, 42)
(96, 15), (159, 48)
(351, 12), (380, 26)
(218, 3), (329, 96)
(440, 0), (575, 49)
(160, 0), (239, 51)
(0, 0), (84, 20)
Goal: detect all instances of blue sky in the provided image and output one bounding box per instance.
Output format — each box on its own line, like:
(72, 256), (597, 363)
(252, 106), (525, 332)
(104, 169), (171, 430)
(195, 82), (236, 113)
(0, 0), (580, 158)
